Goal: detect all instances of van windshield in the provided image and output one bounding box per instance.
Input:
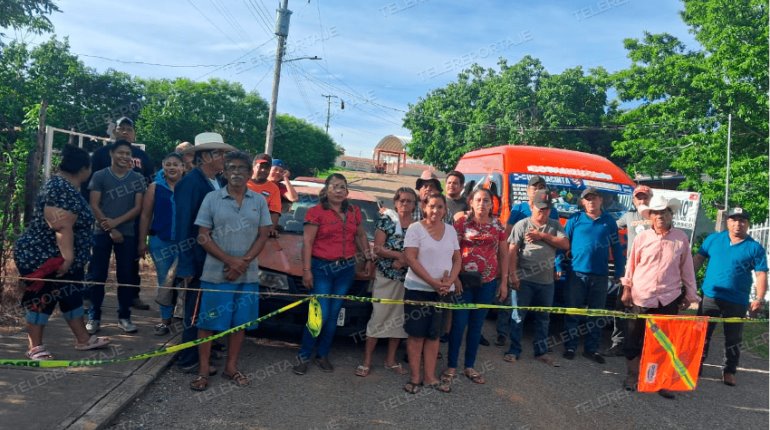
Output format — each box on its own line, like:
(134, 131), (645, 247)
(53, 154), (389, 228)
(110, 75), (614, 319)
(509, 174), (634, 220)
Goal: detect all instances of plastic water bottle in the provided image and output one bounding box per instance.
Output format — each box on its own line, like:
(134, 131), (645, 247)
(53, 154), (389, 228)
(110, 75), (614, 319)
(510, 290), (521, 323)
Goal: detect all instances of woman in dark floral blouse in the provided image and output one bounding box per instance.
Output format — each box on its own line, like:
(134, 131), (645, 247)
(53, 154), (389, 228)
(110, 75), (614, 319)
(14, 145), (110, 360)
(355, 187), (418, 377)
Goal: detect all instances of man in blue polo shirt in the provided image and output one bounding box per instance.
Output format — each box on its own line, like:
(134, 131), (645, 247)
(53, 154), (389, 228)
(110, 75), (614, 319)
(563, 187), (625, 364)
(694, 207), (768, 387)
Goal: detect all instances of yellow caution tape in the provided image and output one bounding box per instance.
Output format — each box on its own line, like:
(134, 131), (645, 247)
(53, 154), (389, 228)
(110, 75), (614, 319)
(306, 297), (322, 338)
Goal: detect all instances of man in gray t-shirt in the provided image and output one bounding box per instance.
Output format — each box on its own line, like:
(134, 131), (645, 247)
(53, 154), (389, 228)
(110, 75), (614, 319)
(504, 190), (568, 366)
(86, 140), (147, 334)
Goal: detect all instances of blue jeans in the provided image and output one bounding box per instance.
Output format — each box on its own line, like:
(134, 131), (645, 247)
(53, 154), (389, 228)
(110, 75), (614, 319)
(298, 258), (356, 360)
(448, 280), (498, 369)
(564, 272), (608, 353)
(87, 233), (138, 320)
(149, 236), (178, 320)
(508, 280), (554, 358)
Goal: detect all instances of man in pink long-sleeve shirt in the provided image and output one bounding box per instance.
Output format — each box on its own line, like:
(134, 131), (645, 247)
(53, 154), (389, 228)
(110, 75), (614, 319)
(619, 195), (700, 399)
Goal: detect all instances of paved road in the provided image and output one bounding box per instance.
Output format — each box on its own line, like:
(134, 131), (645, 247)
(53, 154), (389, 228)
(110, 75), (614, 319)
(108, 320), (769, 430)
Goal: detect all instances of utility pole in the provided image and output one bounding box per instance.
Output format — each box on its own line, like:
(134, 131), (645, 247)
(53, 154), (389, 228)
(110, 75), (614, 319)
(264, 0), (292, 156)
(322, 94), (343, 134)
(724, 113), (732, 209)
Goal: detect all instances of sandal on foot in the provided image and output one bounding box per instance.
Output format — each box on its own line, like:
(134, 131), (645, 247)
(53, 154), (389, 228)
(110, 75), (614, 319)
(26, 345), (53, 360)
(355, 364), (370, 377)
(403, 381), (421, 394)
(190, 375), (208, 391)
(384, 362), (407, 375)
(222, 370), (249, 387)
(440, 369), (456, 383)
(503, 354), (518, 363)
(75, 335), (111, 351)
(465, 369), (486, 384)
(426, 381), (452, 393)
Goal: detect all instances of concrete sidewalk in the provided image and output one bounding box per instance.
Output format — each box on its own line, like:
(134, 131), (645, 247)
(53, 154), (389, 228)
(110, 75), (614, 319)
(0, 283), (180, 430)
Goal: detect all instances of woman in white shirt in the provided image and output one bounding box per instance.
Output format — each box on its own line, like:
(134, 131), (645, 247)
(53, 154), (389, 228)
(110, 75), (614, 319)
(402, 193), (461, 394)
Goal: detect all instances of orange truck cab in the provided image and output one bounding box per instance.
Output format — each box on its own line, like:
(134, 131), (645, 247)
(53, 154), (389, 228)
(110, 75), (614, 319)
(454, 145), (636, 224)
(455, 145), (636, 306)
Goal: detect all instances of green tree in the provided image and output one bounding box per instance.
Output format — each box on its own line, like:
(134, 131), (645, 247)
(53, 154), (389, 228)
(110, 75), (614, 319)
(0, 0), (60, 41)
(136, 78), (269, 162)
(612, 0), (768, 218)
(272, 114), (340, 176)
(403, 56), (619, 172)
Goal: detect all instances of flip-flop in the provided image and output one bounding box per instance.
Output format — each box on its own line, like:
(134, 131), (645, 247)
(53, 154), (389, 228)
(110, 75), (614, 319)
(440, 369), (456, 383)
(190, 375), (208, 391)
(75, 335), (111, 351)
(384, 362), (407, 375)
(465, 369), (486, 384)
(26, 345), (53, 360)
(222, 370), (250, 387)
(425, 381), (451, 393)
(355, 364), (370, 377)
(403, 381), (421, 394)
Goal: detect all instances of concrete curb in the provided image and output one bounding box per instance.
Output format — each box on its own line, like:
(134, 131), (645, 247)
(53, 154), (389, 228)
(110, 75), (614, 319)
(64, 333), (180, 430)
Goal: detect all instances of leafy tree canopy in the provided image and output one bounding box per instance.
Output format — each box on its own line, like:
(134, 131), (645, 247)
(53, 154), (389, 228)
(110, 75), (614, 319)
(0, 0), (60, 41)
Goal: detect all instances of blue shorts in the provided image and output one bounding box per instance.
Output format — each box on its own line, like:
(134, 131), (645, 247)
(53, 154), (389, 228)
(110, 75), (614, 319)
(197, 282), (260, 332)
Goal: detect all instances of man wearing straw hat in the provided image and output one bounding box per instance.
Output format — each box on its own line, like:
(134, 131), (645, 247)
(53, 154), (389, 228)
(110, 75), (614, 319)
(173, 132), (236, 374)
(620, 194), (700, 398)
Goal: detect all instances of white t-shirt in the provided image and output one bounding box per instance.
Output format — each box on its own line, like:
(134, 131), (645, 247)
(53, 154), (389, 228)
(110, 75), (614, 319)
(403, 222), (460, 292)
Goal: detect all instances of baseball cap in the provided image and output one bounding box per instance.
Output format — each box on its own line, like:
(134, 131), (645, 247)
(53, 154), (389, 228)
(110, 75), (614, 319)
(727, 207), (750, 220)
(580, 187), (600, 199)
(528, 175), (546, 186)
(272, 159), (286, 168)
(115, 117), (134, 127)
(253, 153), (272, 165)
(532, 190), (552, 209)
(633, 185), (652, 198)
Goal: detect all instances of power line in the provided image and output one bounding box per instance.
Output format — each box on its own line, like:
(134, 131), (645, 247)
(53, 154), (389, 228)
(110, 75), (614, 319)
(77, 54), (239, 68)
(195, 36), (276, 80)
(186, 0), (242, 47)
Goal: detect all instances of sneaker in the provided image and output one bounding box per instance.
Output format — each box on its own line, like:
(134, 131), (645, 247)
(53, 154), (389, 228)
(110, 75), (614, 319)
(479, 335), (491, 346)
(154, 323), (170, 336)
(536, 354), (560, 367)
(601, 344), (624, 357)
(118, 318), (138, 333)
(131, 298), (150, 311)
(495, 335), (507, 347)
(563, 349), (576, 360)
(314, 356), (334, 372)
(582, 351), (606, 364)
(293, 356), (309, 375)
(86, 320), (100, 334)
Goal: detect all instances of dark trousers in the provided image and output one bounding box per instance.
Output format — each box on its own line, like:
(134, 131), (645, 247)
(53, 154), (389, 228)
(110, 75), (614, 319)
(698, 296), (747, 374)
(624, 299), (679, 360)
(87, 233), (138, 320)
(564, 272), (608, 353)
(176, 277), (202, 367)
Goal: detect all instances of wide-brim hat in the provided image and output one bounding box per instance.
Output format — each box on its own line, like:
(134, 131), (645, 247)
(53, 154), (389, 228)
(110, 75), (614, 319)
(639, 195), (681, 218)
(415, 170), (443, 192)
(183, 132), (237, 153)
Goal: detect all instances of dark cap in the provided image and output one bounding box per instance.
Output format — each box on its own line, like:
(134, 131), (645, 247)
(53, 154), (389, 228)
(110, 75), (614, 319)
(528, 175), (546, 186)
(727, 207), (750, 220)
(115, 117), (134, 127)
(580, 187), (600, 199)
(272, 158), (286, 168)
(532, 190), (552, 209)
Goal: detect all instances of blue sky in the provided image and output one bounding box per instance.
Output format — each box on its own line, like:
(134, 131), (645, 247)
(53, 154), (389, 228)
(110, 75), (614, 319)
(33, 0), (699, 157)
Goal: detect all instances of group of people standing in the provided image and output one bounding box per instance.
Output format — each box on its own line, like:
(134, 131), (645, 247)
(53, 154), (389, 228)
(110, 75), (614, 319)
(13, 126), (767, 398)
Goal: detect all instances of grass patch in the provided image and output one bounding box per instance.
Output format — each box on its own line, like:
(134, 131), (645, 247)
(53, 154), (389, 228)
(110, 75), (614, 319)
(681, 308), (768, 359)
(314, 166), (344, 178)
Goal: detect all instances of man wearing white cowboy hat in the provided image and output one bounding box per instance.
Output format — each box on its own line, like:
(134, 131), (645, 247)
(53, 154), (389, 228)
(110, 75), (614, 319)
(620, 194), (700, 398)
(694, 206), (767, 387)
(173, 132), (236, 374)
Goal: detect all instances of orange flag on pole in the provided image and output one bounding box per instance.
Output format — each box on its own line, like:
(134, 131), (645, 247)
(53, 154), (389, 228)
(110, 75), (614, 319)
(638, 316), (708, 392)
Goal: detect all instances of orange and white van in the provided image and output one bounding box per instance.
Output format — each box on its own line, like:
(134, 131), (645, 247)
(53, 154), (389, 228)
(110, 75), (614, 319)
(454, 145), (636, 224)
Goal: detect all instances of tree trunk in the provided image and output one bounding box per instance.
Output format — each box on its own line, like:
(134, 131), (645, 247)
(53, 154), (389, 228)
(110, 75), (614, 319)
(23, 100), (48, 223)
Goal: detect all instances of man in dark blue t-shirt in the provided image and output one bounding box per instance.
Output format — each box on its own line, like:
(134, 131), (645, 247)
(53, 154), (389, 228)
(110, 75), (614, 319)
(694, 207), (768, 387)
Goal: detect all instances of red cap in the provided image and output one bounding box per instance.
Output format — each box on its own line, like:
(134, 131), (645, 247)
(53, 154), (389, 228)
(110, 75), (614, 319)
(633, 185), (652, 197)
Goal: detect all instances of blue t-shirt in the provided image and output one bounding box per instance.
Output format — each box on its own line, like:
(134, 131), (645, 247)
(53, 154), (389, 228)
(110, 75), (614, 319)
(699, 231), (768, 305)
(565, 211), (625, 277)
(506, 202), (559, 226)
